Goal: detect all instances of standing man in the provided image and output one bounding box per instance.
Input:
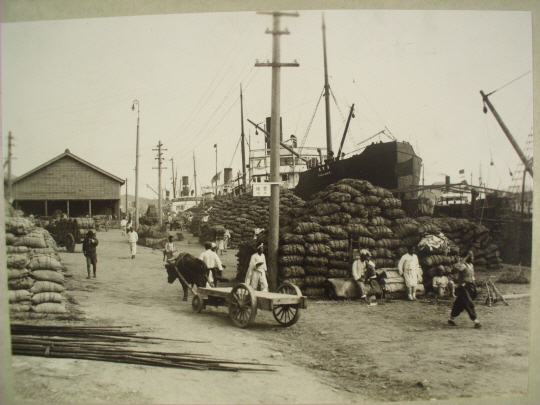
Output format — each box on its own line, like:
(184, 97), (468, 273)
(82, 230), (99, 279)
(245, 243), (268, 292)
(223, 228), (231, 252)
(199, 242), (224, 287)
(398, 246), (422, 301)
(128, 227), (138, 259)
(448, 251), (481, 328)
(120, 217), (127, 236)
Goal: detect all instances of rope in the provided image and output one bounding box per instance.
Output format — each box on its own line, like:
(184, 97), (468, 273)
(298, 87), (325, 155)
(228, 135), (242, 168)
(486, 70), (531, 97)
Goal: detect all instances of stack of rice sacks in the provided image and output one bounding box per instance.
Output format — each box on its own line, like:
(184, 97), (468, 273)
(5, 209), (68, 314)
(198, 189), (306, 248)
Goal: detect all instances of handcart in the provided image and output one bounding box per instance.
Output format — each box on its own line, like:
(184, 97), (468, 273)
(191, 283), (307, 328)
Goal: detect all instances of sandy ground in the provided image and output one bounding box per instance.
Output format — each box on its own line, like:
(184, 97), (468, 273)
(9, 228), (535, 404)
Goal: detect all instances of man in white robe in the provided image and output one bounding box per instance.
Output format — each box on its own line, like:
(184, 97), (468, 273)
(245, 243), (268, 292)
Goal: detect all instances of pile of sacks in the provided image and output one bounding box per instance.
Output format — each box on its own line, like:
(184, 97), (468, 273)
(198, 189), (306, 248)
(276, 179), (501, 297)
(5, 208), (68, 314)
(48, 217), (95, 241)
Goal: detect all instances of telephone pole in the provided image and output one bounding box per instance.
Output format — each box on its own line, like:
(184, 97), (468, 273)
(170, 158), (176, 199)
(256, 10), (299, 291)
(240, 84), (247, 189)
(153, 141), (167, 227)
(125, 178), (128, 218)
(7, 132), (14, 202)
(193, 152), (198, 208)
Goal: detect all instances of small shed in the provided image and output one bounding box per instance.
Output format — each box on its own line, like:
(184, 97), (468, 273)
(12, 149), (125, 218)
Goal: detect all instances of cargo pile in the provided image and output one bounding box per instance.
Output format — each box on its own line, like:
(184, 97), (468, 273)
(194, 179), (502, 298)
(196, 189), (306, 248)
(48, 217), (96, 240)
(5, 206), (68, 314)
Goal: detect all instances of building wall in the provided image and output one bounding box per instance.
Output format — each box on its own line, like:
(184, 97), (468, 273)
(13, 156), (121, 200)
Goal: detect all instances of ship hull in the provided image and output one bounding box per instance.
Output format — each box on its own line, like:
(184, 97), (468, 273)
(295, 141), (422, 200)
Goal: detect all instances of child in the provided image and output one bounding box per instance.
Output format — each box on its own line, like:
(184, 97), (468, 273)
(163, 235), (176, 262)
(398, 247), (421, 301)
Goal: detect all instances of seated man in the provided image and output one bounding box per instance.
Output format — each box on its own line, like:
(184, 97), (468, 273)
(432, 265), (456, 298)
(352, 250), (381, 301)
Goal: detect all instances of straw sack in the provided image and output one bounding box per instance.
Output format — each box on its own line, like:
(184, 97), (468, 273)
(32, 303), (67, 313)
(13, 234), (47, 249)
(280, 233), (306, 244)
(282, 278), (305, 288)
(6, 233), (16, 245)
(10, 303), (32, 312)
(279, 266), (305, 278)
(278, 255), (304, 266)
(28, 255), (63, 271)
(32, 292), (64, 304)
(357, 236), (376, 248)
(6, 246), (30, 254)
(7, 254), (30, 269)
(326, 192), (351, 203)
(302, 287), (325, 296)
(305, 243), (331, 257)
(293, 222), (321, 235)
(279, 244), (305, 256)
(313, 203), (341, 216)
(304, 266), (328, 275)
(31, 270), (65, 284)
(304, 232), (330, 243)
(9, 290), (33, 303)
(304, 256), (328, 266)
(8, 277), (35, 290)
(8, 268), (31, 280)
(328, 240), (348, 251)
(30, 281), (65, 293)
(5, 217), (35, 235)
(304, 275), (327, 287)
(328, 269), (349, 278)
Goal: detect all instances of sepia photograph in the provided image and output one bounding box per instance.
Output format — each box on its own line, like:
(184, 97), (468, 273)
(1, 1), (538, 404)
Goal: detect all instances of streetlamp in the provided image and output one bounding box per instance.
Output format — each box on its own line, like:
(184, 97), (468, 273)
(132, 100), (140, 231)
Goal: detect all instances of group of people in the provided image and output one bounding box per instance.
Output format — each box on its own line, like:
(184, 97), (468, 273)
(350, 246), (481, 328)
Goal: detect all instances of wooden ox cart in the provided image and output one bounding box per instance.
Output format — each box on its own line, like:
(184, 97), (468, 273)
(192, 283), (307, 328)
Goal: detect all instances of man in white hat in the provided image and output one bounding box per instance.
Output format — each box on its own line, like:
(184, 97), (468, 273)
(245, 243), (268, 292)
(200, 242), (224, 287)
(352, 249), (378, 301)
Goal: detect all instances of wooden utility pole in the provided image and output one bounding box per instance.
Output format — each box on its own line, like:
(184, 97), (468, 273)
(7, 131), (13, 202)
(153, 141), (167, 227)
(240, 84), (247, 189)
(170, 158), (176, 199)
(481, 90), (533, 177)
(256, 10), (299, 291)
(125, 178), (128, 218)
(132, 100), (141, 230)
(193, 152), (198, 208)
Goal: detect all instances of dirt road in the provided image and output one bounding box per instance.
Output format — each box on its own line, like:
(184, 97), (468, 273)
(10, 229), (359, 404)
(10, 229), (534, 403)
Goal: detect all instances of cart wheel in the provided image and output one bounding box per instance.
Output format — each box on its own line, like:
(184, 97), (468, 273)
(273, 283), (302, 327)
(192, 294), (204, 313)
(65, 233), (76, 253)
(228, 283), (258, 328)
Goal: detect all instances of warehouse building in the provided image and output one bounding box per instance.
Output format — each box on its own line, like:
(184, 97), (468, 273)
(11, 149), (125, 218)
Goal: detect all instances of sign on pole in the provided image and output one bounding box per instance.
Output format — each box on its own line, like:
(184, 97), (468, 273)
(253, 182), (279, 197)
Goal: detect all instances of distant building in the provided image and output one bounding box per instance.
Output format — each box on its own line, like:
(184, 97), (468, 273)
(11, 149), (125, 218)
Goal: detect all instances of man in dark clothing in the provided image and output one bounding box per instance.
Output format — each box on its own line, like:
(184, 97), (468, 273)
(448, 251), (481, 329)
(82, 230), (99, 279)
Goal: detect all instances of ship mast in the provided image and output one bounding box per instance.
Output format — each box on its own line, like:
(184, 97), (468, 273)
(322, 13), (333, 159)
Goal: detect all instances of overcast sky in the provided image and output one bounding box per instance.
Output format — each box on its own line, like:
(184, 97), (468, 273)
(1, 8), (533, 199)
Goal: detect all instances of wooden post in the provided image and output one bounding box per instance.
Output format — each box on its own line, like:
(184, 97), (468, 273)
(89, 200), (92, 217)
(67, 201), (70, 217)
(256, 11), (299, 291)
(45, 201), (48, 216)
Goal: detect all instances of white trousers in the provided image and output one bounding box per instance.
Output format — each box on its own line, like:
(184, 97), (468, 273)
(246, 270), (268, 292)
(130, 242), (137, 256)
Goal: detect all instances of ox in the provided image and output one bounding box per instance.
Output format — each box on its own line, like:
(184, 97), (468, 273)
(165, 252), (208, 301)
